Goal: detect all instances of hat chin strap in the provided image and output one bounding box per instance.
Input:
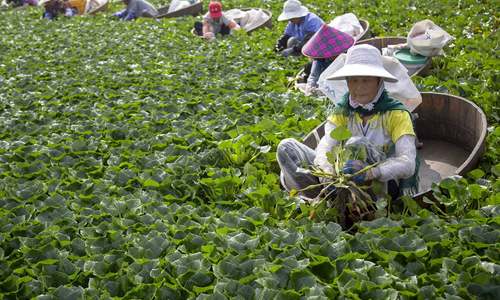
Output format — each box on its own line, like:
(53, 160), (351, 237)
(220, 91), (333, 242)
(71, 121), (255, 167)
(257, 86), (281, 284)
(349, 80), (385, 111)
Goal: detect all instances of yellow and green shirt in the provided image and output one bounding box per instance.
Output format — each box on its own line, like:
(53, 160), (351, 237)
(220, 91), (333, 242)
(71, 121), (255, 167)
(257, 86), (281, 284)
(328, 109), (415, 153)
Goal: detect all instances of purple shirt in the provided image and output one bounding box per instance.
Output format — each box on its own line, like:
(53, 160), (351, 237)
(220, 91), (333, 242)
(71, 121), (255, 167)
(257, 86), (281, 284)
(284, 12), (324, 41)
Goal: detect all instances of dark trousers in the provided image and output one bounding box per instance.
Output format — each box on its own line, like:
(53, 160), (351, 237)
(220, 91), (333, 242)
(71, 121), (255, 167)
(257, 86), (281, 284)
(194, 22), (231, 36)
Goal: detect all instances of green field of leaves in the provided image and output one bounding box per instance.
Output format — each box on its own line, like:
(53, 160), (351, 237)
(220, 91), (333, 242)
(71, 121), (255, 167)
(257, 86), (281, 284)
(0, 0), (499, 299)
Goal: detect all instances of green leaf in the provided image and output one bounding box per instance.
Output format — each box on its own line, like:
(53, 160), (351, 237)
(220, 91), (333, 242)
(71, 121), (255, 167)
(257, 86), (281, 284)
(491, 164), (500, 177)
(54, 286), (84, 300)
(289, 269), (316, 290)
(143, 179), (160, 188)
(330, 126), (352, 142)
(468, 169), (485, 180)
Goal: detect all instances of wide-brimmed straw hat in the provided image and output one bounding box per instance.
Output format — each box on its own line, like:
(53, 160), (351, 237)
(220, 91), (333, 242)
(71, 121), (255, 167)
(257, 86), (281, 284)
(327, 44), (398, 82)
(278, 0), (309, 21)
(302, 24), (355, 59)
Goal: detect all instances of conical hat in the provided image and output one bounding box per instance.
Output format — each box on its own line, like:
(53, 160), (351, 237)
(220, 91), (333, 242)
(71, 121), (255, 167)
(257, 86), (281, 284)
(302, 24), (355, 59)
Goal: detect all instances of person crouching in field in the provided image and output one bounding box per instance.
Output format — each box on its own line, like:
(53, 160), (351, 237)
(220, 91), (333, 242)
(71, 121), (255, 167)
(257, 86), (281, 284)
(41, 0), (84, 19)
(277, 44), (418, 201)
(41, 0), (65, 19)
(194, 1), (240, 41)
(5, 0), (38, 8)
(113, 0), (158, 21)
(275, 0), (324, 57)
(301, 24), (354, 95)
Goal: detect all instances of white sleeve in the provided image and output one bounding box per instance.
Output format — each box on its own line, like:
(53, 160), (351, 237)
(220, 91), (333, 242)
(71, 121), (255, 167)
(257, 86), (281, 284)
(371, 134), (416, 182)
(313, 120), (338, 174)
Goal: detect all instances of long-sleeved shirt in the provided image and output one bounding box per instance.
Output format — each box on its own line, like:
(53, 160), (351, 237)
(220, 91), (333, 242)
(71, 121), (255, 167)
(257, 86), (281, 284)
(115, 0), (158, 20)
(284, 12), (324, 42)
(314, 109), (416, 183)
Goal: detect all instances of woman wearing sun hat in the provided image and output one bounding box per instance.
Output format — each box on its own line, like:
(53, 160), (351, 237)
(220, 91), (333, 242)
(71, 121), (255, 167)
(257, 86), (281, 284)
(275, 0), (324, 57)
(277, 44), (418, 199)
(301, 24), (355, 95)
(194, 1), (240, 40)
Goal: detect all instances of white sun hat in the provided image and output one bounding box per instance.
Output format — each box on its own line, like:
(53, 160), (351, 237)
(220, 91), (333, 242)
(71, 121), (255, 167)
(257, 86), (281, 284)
(327, 44), (398, 82)
(278, 0), (309, 21)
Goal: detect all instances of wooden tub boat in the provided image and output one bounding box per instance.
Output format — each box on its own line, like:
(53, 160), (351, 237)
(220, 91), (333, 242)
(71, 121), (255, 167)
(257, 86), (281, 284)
(281, 92), (487, 203)
(357, 36), (432, 77)
(85, 0), (108, 14)
(191, 7), (272, 36)
(292, 36), (432, 93)
(157, 0), (202, 19)
(357, 19), (370, 41)
(242, 8), (272, 34)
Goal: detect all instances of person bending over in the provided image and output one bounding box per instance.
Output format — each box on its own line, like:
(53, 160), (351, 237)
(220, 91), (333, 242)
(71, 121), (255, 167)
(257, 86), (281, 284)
(275, 0), (324, 57)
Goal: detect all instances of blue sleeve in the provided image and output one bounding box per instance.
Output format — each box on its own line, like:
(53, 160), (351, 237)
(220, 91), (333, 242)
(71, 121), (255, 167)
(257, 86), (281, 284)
(284, 22), (294, 37)
(123, 11), (136, 20)
(113, 9), (127, 18)
(305, 15), (324, 34)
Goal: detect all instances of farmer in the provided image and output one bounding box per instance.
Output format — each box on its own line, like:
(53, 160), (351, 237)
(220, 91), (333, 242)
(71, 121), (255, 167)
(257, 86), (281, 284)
(113, 0), (158, 21)
(277, 44), (418, 200)
(194, 1), (240, 40)
(6, 0), (37, 7)
(301, 24), (354, 95)
(41, 0), (65, 19)
(275, 0), (324, 57)
(41, 0), (86, 18)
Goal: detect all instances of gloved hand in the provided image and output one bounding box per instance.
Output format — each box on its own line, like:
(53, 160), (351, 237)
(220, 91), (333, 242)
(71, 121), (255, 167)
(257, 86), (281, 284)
(113, 9), (126, 18)
(123, 12), (136, 21)
(64, 7), (76, 17)
(342, 160), (368, 184)
(281, 47), (295, 57)
(275, 34), (290, 52)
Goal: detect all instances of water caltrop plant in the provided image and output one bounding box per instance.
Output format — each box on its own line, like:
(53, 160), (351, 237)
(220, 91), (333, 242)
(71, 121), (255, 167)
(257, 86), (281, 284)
(0, 0), (499, 299)
(291, 126), (385, 228)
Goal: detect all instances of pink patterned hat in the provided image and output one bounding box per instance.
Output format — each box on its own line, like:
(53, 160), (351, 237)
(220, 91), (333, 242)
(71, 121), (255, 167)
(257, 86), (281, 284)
(302, 24), (355, 59)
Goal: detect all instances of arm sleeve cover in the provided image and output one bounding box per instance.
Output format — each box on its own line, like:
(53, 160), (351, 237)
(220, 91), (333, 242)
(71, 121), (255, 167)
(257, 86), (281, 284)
(372, 134), (416, 181)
